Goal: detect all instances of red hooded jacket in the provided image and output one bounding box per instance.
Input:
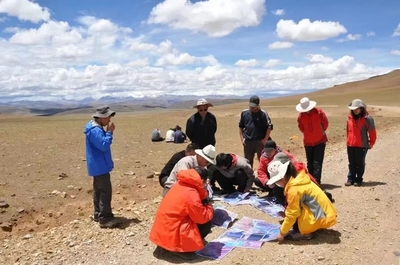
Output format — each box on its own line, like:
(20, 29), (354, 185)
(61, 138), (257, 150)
(347, 112), (377, 148)
(149, 169), (213, 252)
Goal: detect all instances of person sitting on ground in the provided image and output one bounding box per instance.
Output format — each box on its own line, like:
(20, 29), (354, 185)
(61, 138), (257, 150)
(174, 125), (186, 143)
(163, 144), (216, 196)
(255, 140), (295, 191)
(150, 167), (214, 261)
(158, 143), (199, 187)
(213, 153), (255, 193)
(151, 128), (164, 142)
(266, 159), (337, 243)
(165, 128), (175, 143)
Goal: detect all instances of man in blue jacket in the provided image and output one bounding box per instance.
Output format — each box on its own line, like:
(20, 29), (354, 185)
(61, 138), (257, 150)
(84, 105), (118, 228)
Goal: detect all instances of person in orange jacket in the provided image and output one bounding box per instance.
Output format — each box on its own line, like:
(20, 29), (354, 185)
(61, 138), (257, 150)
(345, 99), (377, 186)
(296, 97), (329, 184)
(149, 167), (214, 260)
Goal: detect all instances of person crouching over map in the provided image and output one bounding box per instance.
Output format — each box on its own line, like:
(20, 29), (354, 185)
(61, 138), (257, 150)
(266, 158), (337, 242)
(212, 153), (255, 193)
(149, 167), (214, 260)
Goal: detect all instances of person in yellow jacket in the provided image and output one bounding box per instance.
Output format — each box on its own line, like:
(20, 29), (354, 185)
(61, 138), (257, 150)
(266, 159), (337, 242)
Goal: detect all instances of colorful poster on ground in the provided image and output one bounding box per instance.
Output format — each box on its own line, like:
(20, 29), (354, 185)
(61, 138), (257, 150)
(251, 198), (285, 218)
(196, 241), (234, 260)
(222, 192), (250, 205)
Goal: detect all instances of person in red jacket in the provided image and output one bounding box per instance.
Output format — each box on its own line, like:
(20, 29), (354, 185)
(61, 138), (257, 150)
(345, 99), (377, 186)
(255, 140), (295, 191)
(296, 97), (329, 184)
(149, 167), (213, 260)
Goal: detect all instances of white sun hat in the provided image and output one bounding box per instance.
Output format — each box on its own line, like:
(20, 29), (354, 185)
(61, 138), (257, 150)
(296, 97), (317, 113)
(193, 98), (214, 108)
(266, 160), (290, 186)
(348, 99), (366, 110)
(195, 144), (216, 164)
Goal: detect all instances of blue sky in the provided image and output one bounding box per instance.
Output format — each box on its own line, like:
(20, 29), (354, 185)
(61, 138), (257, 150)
(0, 0), (399, 101)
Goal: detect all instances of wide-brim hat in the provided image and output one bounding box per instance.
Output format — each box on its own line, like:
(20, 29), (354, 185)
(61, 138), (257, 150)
(193, 98), (214, 108)
(266, 160), (290, 186)
(348, 99), (366, 110)
(296, 97), (317, 113)
(195, 144), (216, 164)
(92, 105), (116, 118)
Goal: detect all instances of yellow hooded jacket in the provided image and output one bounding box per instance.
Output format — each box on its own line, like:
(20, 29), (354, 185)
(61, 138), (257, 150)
(280, 170), (337, 235)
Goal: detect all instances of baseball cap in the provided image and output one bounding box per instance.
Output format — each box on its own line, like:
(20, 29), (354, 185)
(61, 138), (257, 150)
(249, 95), (260, 108)
(264, 140), (277, 153)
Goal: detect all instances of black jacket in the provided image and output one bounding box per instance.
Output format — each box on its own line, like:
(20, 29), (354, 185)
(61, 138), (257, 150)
(186, 112), (217, 149)
(159, 150), (186, 185)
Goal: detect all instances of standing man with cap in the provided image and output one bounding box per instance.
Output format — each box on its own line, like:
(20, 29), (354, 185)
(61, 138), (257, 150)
(84, 105), (118, 228)
(239, 95), (273, 168)
(296, 97), (329, 184)
(186, 99), (217, 149)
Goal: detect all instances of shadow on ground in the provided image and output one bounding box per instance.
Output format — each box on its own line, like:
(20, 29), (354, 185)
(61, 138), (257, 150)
(152, 246), (211, 264)
(320, 183), (342, 190)
(114, 217), (141, 229)
(360, 181), (386, 187)
(283, 229), (342, 245)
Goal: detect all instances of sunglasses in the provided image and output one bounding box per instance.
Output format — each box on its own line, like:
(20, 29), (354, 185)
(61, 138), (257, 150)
(198, 108), (208, 112)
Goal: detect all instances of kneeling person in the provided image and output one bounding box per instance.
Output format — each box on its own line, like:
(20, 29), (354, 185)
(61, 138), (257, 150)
(213, 153), (254, 193)
(267, 159), (337, 243)
(149, 167), (214, 260)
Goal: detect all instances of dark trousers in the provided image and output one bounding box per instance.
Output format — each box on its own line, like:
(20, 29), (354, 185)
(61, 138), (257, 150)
(254, 178), (286, 206)
(347, 146), (368, 183)
(213, 169), (248, 192)
(160, 176), (168, 188)
(93, 173), (113, 222)
(304, 143), (326, 184)
(197, 221), (212, 239)
(243, 140), (264, 168)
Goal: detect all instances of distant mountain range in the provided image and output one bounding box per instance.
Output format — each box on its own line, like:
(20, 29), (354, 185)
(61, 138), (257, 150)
(0, 90), (314, 116)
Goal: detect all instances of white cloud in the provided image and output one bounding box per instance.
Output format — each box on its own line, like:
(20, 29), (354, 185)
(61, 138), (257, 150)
(367, 31), (375, 37)
(337, 34), (362, 42)
(268, 41), (293, 49)
(305, 54), (334, 64)
(263, 59), (280, 68)
(0, 0), (50, 23)
(393, 24), (400, 37)
(390, 50), (400, 56)
(276, 19), (347, 41)
(235, 59), (259, 68)
(147, 0), (267, 37)
(272, 9), (284, 15)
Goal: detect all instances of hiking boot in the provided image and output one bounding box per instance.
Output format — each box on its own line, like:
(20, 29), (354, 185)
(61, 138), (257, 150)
(354, 182), (362, 187)
(285, 232), (315, 241)
(344, 181), (353, 186)
(90, 215), (99, 222)
(99, 219), (120, 229)
(172, 251), (197, 260)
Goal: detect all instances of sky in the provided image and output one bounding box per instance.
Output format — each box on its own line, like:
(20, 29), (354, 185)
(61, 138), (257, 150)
(0, 0), (399, 101)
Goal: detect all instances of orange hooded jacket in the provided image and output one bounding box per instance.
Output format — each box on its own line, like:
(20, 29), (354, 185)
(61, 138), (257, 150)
(149, 169), (214, 252)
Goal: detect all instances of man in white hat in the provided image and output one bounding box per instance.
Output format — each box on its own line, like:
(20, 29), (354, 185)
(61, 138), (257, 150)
(84, 105), (119, 228)
(185, 99), (217, 149)
(162, 144), (216, 196)
(296, 97), (329, 184)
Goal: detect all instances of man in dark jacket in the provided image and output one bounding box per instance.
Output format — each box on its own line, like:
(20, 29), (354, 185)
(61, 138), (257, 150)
(159, 143), (199, 187)
(186, 99), (217, 149)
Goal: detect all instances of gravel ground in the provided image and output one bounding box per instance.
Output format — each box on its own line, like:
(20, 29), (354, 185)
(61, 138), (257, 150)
(1, 126), (400, 265)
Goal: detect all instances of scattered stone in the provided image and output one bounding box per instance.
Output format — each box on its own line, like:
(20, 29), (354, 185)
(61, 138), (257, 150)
(123, 171), (135, 176)
(0, 222), (13, 232)
(51, 190), (60, 195)
(146, 173), (154, 179)
(60, 192), (67, 198)
(68, 242), (75, 247)
(23, 234), (33, 240)
(67, 185), (74, 190)
(153, 171), (161, 177)
(0, 182), (7, 186)
(10, 194), (16, 197)
(317, 256), (325, 261)
(17, 208), (25, 213)
(135, 160), (141, 163)
(143, 242), (148, 246)
(355, 247), (359, 250)
(0, 201), (9, 208)
(70, 195), (76, 199)
(128, 232), (135, 237)
(375, 198), (380, 201)
(58, 173), (68, 180)
(140, 185), (146, 188)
